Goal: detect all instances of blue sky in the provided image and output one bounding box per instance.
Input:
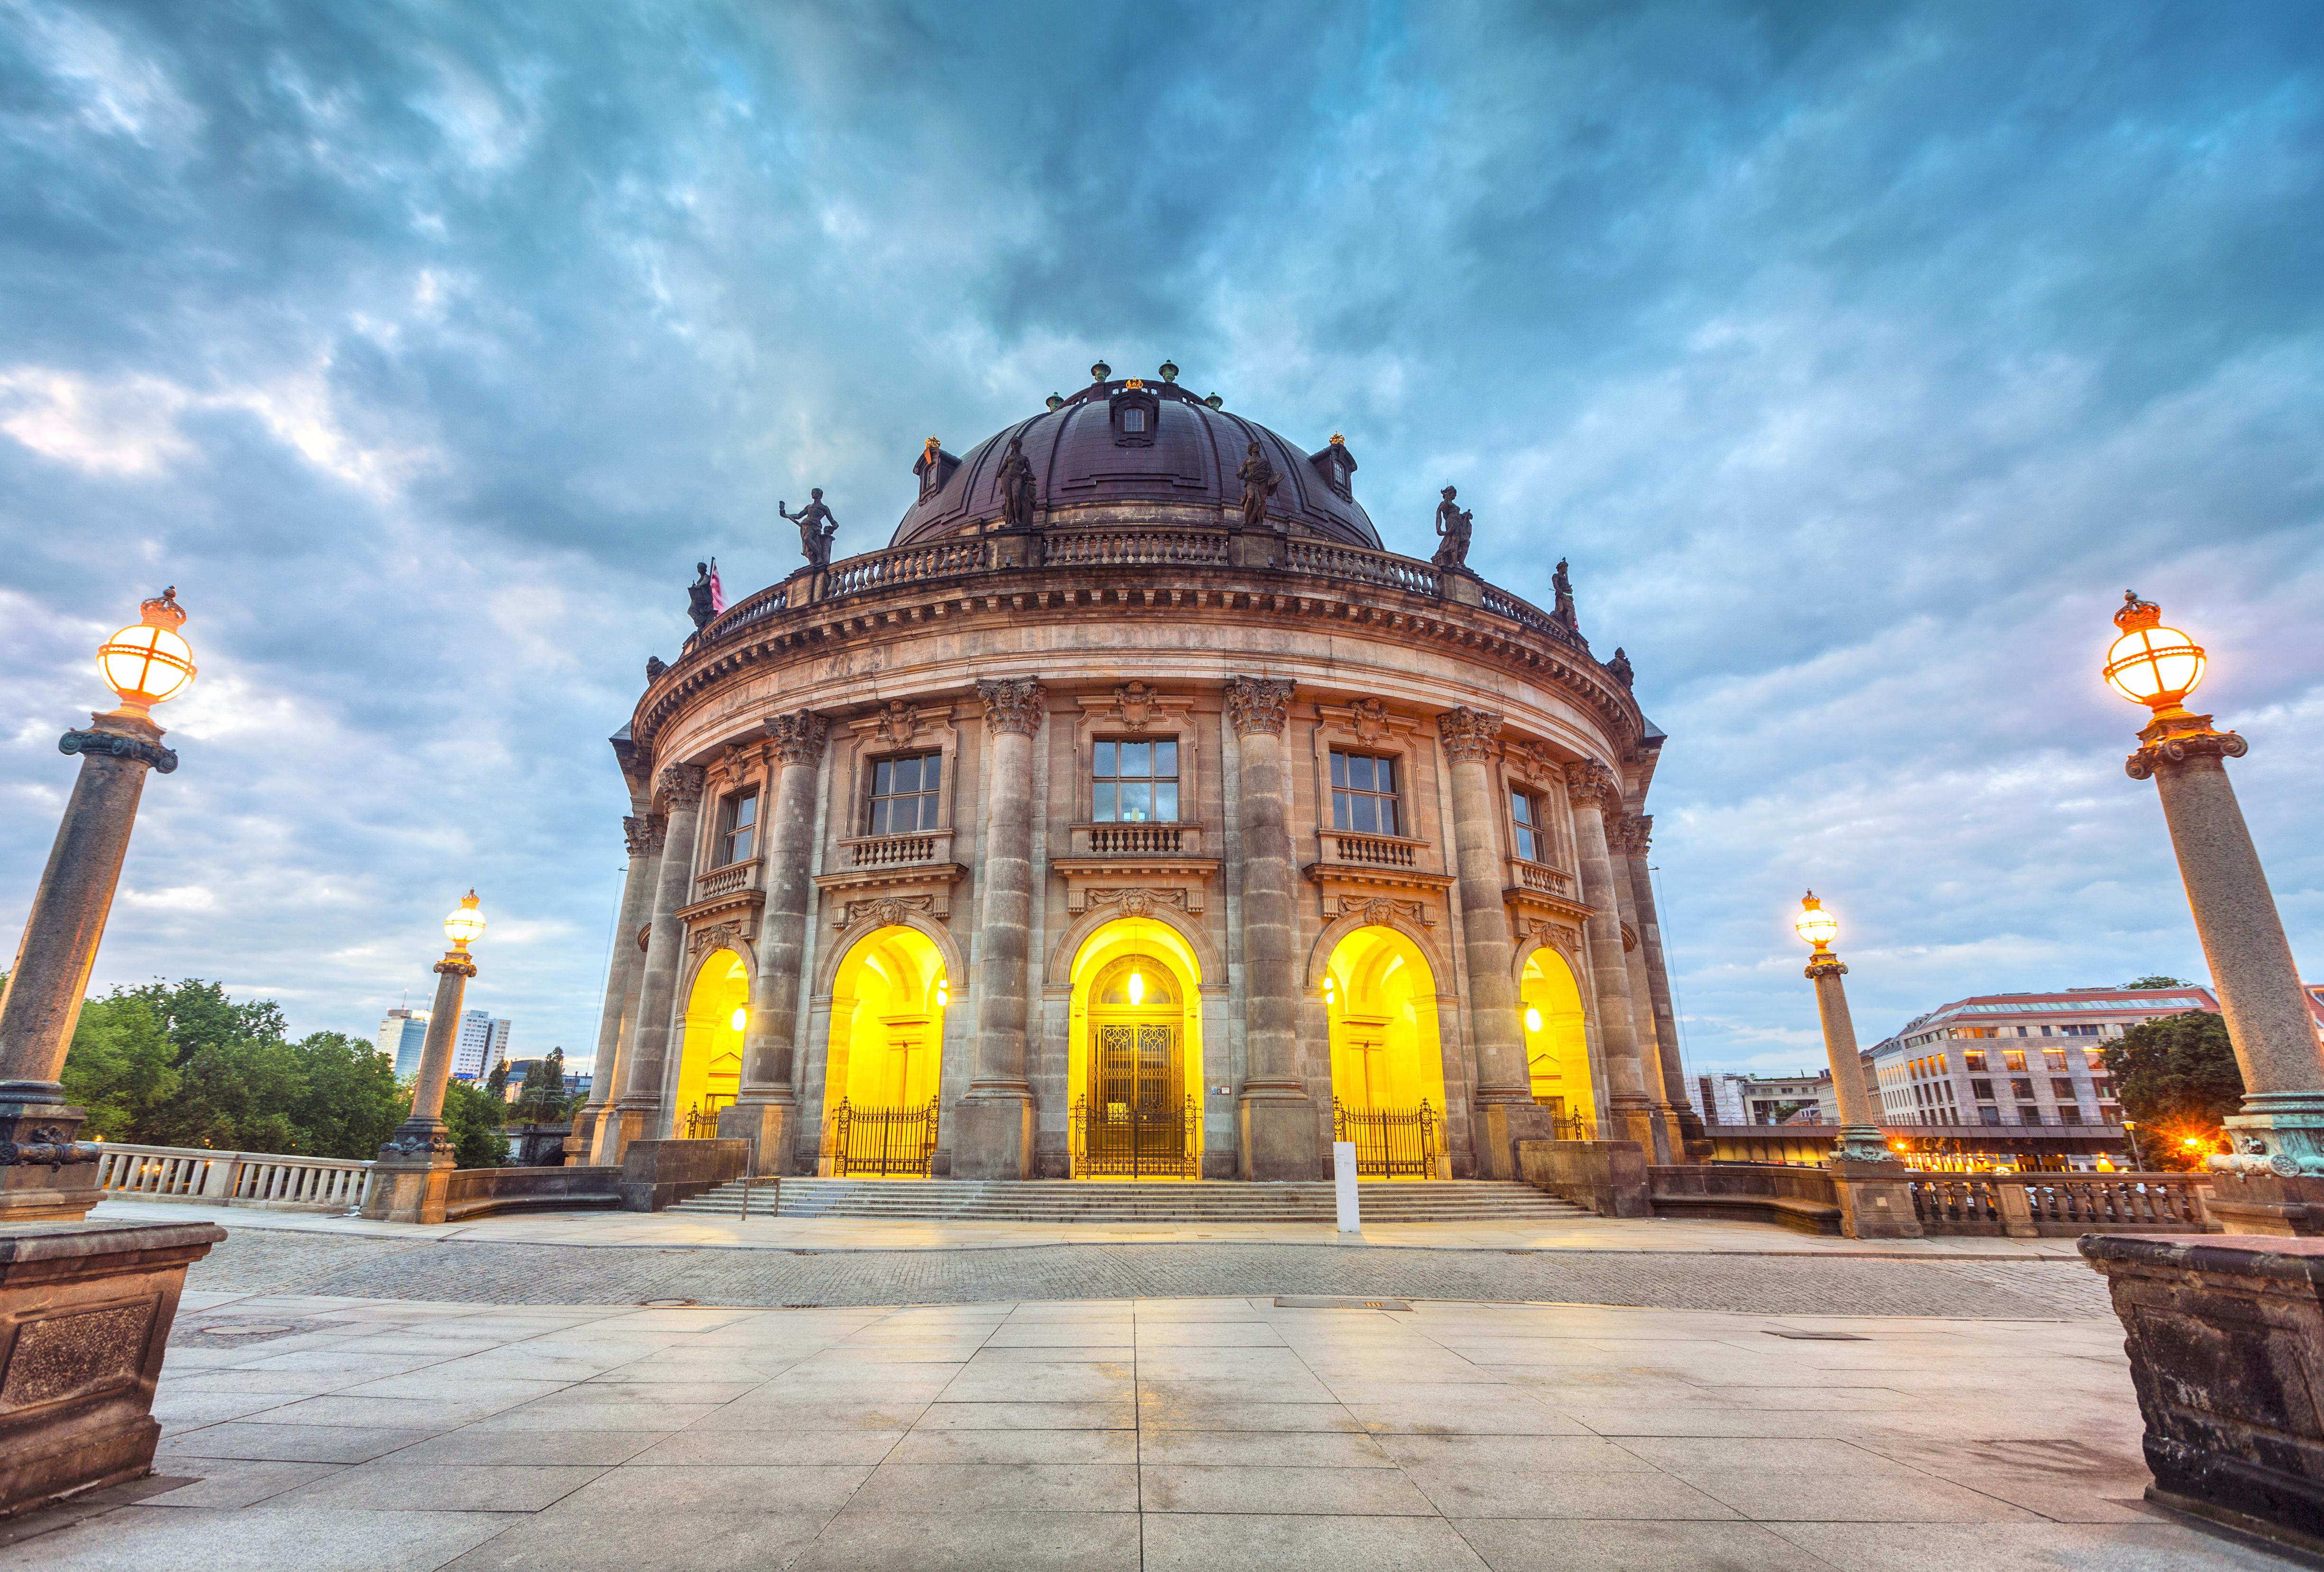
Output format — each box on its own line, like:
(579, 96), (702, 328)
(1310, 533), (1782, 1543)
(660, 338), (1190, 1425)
(2, 1), (2318, 1084)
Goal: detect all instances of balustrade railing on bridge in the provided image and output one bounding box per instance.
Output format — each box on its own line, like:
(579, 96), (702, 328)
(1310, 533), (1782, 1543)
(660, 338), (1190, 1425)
(94, 1143), (374, 1213)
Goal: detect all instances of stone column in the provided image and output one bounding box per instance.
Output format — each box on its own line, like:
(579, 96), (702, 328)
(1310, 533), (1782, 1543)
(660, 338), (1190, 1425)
(953, 678), (1044, 1180)
(362, 946), (475, 1223)
(1607, 816), (1679, 1161)
(572, 814), (660, 1164)
(1438, 708), (1531, 1178)
(2130, 717), (2324, 1190)
(605, 763), (705, 1162)
(1804, 943), (1919, 1238)
(1565, 759), (1662, 1156)
(1227, 678), (1318, 1180)
(1622, 815), (1707, 1156)
(0, 714), (177, 1223)
(726, 709), (826, 1174)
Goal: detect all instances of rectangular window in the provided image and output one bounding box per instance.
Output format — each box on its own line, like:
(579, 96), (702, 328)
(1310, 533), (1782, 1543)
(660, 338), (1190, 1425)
(2059, 1106), (2083, 1125)
(2003, 1049), (2027, 1072)
(1091, 738), (1179, 823)
(867, 752), (943, 836)
(1510, 790), (1544, 861)
(2051, 1078), (2076, 1100)
(1330, 751), (1401, 836)
(2085, 1048), (2107, 1070)
(2042, 1048), (2067, 1071)
(1123, 408), (1145, 432)
(718, 791), (758, 866)
(1964, 1051), (1987, 1073)
(2090, 1076), (2113, 1099)
(2018, 1104), (2043, 1125)
(1970, 1078), (1994, 1100)
(2010, 1077), (2035, 1101)
(2099, 1103), (2122, 1125)
(1979, 1104), (2002, 1126)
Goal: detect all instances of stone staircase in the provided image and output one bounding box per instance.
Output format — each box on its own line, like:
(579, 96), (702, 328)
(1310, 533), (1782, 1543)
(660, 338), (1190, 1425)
(666, 1177), (1586, 1223)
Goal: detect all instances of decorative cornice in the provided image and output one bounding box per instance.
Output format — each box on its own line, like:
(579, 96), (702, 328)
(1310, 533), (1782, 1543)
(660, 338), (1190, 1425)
(1615, 812), (1653, 856)
(623, 813), (665, 857)
(2126, 712), (2249, 781)
(764, 708), (830, 765)
(1223, 677), (1293, 737)
(1564, 756), (1619, 809)
(434, 955), (479, 979)
(60, 728), (177, 775)
(978, 677), (1047, 735)
(656, 762), (706, 809)
(1437, 706), (1503, 763)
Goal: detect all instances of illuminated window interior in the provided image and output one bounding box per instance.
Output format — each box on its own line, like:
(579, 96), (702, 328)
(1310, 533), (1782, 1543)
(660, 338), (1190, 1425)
(1521, 946), (1592, 1127)
(674, 949), (748, 1128)
(827, 925), (949, 1117)
(1323, 925), (1446, 1114)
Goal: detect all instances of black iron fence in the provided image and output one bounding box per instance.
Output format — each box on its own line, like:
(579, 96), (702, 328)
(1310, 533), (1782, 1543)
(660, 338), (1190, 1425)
(1071, 1094), (1199, 1179)
(831, 1097), (941, 1177)
(679, 1096), (732, 1140)
(1332, 1099), (1439, 1178)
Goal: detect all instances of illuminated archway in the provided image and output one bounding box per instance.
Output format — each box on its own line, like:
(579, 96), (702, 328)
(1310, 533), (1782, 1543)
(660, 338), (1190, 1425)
(822, 925), (949, 1176)
(1066, 917), (1204, 1179)
(1521, 946), (1593, 1128)
(674, 950), (748, 1134)
(1322, 926), (1448, 1112)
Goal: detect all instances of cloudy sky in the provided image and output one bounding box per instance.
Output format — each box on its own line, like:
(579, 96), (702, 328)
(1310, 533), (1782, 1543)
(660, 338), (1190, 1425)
(3, 1), (2318, 1086)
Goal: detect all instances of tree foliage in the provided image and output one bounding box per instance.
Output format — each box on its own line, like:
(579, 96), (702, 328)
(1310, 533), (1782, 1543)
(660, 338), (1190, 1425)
(442, 1079), (510, 1168)
(512, 1048), (575, 1123)
(2103, 1010), (2243, 1171)
(2122, 974), (2193, 990)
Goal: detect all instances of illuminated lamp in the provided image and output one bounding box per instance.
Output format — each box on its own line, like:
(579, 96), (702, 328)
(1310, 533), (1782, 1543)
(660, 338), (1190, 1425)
(2102, 591), (2205, 714)
(97, 587), (195, 716)
(443, 890), (486, 950)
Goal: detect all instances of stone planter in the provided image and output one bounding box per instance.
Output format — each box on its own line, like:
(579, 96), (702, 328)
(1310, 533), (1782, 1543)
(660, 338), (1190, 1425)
(0, 1219), (222, 1517)
(2081, 1232), (2324, 1557)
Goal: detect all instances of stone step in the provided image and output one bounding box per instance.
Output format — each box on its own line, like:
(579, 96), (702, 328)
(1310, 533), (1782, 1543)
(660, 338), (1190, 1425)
(665, 1178), (1584, 1223)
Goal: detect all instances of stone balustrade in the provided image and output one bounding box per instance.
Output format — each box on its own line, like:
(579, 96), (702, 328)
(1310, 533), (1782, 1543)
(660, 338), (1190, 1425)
(1910, 1170), (2211, 1236)
(1509, 857), (1577, 898)
(1319, 829), (1426, 869)
(95, 1142), (374, 1213)
(1044, 528), (1231, 568)
(693, 857), (760, 901)
(845, 830), (946, 868)
(1082, 822), (1188, 855)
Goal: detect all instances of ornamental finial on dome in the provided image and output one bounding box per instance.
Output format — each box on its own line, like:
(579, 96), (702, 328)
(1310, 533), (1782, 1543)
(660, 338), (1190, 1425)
(1159, 359), (1178, 383)
(2115, 589), (2161, 632)
(1089, 360), (1111, 383)
(140, 586), (187, 630)
(1045, 392), (1064, 411)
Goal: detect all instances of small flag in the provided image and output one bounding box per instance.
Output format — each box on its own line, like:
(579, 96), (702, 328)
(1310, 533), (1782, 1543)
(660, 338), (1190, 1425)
(709, 557), (725, 615)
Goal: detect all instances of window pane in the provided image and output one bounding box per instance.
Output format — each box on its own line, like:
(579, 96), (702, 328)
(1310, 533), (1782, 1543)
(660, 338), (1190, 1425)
(1378, 797), (1400, 836)
(1351, 794), (1379, 833)
(1515, 824), (1537, 861)
(735, 794), (758, 828)
(922, 755), (940, 793)
(1093, 783), (1116, 822)
(1155, 740), (1177, 778)
(892, 755), (920, 794)
(1332, 790), (1350, 829)
(868, 798), (889, 836)
(1376, 756), (1397, 793)
(1120, 782), (1152, 821)
(729, 827), (753, 862)
(1510, 791), (1532, 827)
(1093, 741), (1115, 778)
(1348, 755), (1374, 791)
(1329, 752), (1347, 787)
(1155, 782), (1178, 821)
(1119, 741), (1149, 777)
(873, 760), (892, 797)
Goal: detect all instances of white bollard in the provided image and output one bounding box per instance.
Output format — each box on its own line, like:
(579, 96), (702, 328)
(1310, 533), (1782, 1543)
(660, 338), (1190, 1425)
(1333, 1141), (1360, 1233)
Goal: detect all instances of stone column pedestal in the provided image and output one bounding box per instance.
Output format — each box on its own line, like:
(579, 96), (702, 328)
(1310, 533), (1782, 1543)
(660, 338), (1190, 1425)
(2203, 1170), (2324, 1238)
(729, 712), (825, 1177)
(1828, 1158), (1922, 1240)
(2082, 1232), (2324, 1558)
(1439, 708), (1531, 1179)
(0, 1219), (222, 1517)
(955, 680), (1043, 1181)
(363, 947), (474, 1224)
(1227, 679), (1319, 1182)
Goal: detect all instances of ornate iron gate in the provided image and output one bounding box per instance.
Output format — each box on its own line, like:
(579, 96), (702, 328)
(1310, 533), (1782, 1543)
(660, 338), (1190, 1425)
(830, 1097), (940, 1177)
(680, 1095), (732, 1140)
(1332, 1099), (1439, 1178)
(1074, 1021), (1194, 1177)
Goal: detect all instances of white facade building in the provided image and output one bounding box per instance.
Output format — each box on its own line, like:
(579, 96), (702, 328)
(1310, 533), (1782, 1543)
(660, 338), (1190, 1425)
(1864, 986), (2210, 1130)
(375, 1009), (430, 1079)
(452, 1011), (513, 1081)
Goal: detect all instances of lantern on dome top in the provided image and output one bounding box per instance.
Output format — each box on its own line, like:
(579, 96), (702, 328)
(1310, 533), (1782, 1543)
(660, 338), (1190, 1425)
(1794, 891), (1839, 956)
(97, 588), (196, 717)
(443, 890), (487, 951)
(2102, 591), (2206, 716)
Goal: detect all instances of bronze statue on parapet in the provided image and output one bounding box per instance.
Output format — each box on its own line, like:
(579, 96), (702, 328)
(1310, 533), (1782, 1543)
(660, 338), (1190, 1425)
(781, 489), (837, 571)
(1431, 485), (1474, 570)
(996, 436), (1038, 531)
(1235, 441), (1278, 532)
(687, 563), (715, 629)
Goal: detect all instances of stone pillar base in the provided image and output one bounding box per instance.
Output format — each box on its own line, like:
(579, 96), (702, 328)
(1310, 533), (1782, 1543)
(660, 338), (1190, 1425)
(1829, 1158), (1922, 1240)
(2082, 1233), (2324, 1560)
(1473, 1102), (1562, 1181)
(951, 1095), (1035, 1181)
(0, 1220), (222, 1517)
(1439, 567), (1483, 607)
(1227, 530), (1278, 570)
(0, 1101), (102, 1224)
(718, 1102), (796, 1177)
(361, 1153), (456, 1224)
(2203, 1171), (2324, 1237)
(566, 1106), (602, 1168)
(1515, 1139), (1651, 1217)
(620, 1139), (750, 1211)
(592, 1105), (654, 1168)
(1238, 1091), (1320, 1181)
(1674, 1109), (1715, 1163)
(1608, 1103), (1668, 1165)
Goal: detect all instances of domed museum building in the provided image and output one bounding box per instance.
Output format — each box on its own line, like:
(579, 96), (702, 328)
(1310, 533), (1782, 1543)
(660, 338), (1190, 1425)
(571, 365), (1695, 1188)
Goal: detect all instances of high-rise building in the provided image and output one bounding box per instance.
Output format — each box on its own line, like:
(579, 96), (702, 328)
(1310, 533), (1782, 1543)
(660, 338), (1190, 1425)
(453, 1010), (513, 1081)
(375, 1008), (430, 1079)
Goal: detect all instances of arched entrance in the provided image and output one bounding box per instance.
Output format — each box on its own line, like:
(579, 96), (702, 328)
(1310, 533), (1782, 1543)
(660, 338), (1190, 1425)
(1067, 918), (1203, 1179)
(1323, 926), (1447, 1178)
(674, 950), (747, 1137)
(1522, 946), (1593, 1136)
(823, 925), (950, 1176)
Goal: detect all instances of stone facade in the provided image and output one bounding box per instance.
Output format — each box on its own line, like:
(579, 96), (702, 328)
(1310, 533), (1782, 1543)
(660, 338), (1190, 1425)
(581, 377), (1684, 1181)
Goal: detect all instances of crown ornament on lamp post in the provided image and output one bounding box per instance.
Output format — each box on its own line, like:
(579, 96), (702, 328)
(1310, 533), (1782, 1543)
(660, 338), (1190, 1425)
(2104, 590), (2246, 780)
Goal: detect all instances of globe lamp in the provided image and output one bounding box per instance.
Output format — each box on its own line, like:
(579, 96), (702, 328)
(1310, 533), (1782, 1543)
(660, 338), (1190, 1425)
(97, 588), (196, 717)
(1127, 971), (1144, 1006)
(731, 1006), (747, 1032)
(1524, 1007), (1543, 1033)
(2103, 591), (2205, 716)
(1795, 891), (1838, 954)
(443, 890), (487, 951)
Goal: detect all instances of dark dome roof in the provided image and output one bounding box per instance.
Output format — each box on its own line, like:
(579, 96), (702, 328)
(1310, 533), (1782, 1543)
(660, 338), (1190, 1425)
(891, 378), (1380, 550)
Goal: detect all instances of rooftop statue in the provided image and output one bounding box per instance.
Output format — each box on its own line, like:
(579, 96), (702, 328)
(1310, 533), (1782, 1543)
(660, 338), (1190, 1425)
(686, 563), (715, 630)
(1552, 558), (1577, 631)
(1431, 485), (1474, 571)
(781, 489), (837, 571)
(996, 435), (1038, 531)
(1608, 647), (1634, 689)
(1235, 441), (1279, 533)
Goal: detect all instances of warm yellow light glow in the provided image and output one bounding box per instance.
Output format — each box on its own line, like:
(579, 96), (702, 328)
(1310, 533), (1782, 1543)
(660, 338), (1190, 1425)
(2096, 1156), (2115, 1172)
(1524, 1006), (1543, 1033)
(2103, 591), (2205, 710)
(935, 979), (948, 1008)
(1794, 891), (1838, 949)
(97, 589), (195, 714)
(2181, 1136), (2203, 1149)
(730, 1007), (747, 1032)
(1127, 971), (1144, 1006)
(1322, 977), (1336, 1006)
(443, 890), (486, 949)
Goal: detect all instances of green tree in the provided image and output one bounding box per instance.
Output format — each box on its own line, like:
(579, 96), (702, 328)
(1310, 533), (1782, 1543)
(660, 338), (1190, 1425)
(120, 978), (289, 1065)
(145, 1036), (304, 1152)
(484, 1059), (509, 1112)
(442, 1079), (509, 1168)
(284, 1031), (409, 1158)
(2123, 974), (2192, 990)
(58, 992), (181, 1139)
(514, 1048), (568, 1123)
(2103, 1010), (2244, 1171)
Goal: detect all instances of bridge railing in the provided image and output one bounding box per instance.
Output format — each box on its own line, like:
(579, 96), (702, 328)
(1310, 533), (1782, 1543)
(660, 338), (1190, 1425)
(95, 1142), (375, 1213)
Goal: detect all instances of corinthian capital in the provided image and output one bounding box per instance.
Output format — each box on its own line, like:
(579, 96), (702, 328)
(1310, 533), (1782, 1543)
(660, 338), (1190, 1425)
(1436, 707), (1503, 763)
(622, 813), (667, 857)
(1618, 812), (1653, 856)
(1223, 677), (1293, 738)
(978, 677), (1047, 736)
(656, 762), (706, 809)
(763, 708), (830, 765)
(1564, 757), (1618, 811)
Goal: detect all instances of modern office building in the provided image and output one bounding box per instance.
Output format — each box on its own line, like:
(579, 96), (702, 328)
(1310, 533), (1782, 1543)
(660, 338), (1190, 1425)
(375, 1008), (430, 1079)
(1697, 1070), (1839, 1126)
(453, 1010), (514, 1081)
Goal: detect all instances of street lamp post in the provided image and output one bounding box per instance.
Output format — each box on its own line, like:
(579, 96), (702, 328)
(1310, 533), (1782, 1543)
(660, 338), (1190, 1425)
(1793, 892), (1921, 1239)
(0, 590), (195, 1223)
(2102, 591), (2324, 1213)
(362, 892), (486, 1224)
(2121, 1120), (2147, 1172)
